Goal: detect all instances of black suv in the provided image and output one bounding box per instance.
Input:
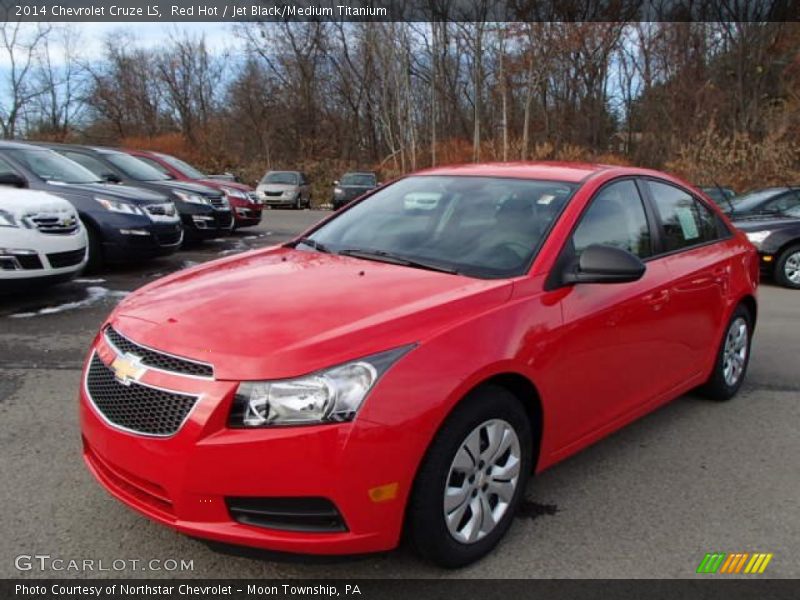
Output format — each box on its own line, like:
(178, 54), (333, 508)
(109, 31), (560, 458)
(0, 142), (182, 268)
(35, 144), (234, 240)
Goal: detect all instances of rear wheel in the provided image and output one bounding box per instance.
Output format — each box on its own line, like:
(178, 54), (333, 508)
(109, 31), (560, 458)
(700, 305), (753, 401)
(407, 385), (532, 567)
(774, 244), (800, 289)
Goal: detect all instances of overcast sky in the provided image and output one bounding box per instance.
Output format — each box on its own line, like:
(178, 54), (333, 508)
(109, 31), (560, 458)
(0, 22), (236, 68)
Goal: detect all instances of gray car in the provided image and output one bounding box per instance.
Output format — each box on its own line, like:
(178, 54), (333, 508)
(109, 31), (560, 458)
(256, 171), (311, 209)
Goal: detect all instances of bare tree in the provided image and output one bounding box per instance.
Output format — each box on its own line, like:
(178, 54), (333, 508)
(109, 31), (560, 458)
(0, 21), (51, 138)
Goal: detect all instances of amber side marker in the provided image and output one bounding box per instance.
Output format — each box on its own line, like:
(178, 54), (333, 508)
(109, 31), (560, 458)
(368, 482), (399, 503)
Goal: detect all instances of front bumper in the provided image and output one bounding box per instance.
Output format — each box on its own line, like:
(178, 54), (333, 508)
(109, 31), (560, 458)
(179, 205), (234, 238)
(1, 227), (87, 282)
(102, 219), (183, 263)
(79, 331), (412, 555)
(229, 199), (263, 227)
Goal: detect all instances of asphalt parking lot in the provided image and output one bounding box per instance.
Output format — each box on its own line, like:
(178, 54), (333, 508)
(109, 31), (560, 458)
(1, 208), (798, 579)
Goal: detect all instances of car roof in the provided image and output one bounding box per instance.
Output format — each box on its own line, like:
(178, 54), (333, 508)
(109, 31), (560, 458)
(0, 140), (39, 150)
(413, 161), (621, 183)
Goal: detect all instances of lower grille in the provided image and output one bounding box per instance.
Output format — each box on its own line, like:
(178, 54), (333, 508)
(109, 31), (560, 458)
(16, 254), (43, 270)
(47, 248), (86, 268)
(85, 354), (198, 436)
(226, 497), (348, 533)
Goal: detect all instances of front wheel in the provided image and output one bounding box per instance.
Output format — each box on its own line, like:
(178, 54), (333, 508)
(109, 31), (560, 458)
(700, 305), (753, 401)
(83, 221), (104, 273)
(406, 385), (532, 567)
(774, 244), (800, 289)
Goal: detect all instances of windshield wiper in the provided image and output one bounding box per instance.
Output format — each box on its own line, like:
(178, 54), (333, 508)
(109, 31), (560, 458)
(338, 248), (459, 274)
(293, 237), (332, 254)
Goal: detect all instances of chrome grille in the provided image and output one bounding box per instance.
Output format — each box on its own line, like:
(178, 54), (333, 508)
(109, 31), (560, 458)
(86, 354), (198, 436)
(28, 213), (80, 235)
(104, 326), (214, 379)
(207, 194), (227, 210)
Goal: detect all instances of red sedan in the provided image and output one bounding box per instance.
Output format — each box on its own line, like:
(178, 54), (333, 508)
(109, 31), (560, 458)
(122, 149), (263, 228)
(80, 163), (758, 567)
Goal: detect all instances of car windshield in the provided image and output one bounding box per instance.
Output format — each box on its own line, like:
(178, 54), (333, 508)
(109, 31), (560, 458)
(262, 172), (298, 185)
(6, 148), (102, 184)
(341, 173), (376, 186)
(104, 152), (171, 181)
(785, 205), (800, 218)
(157, 153), (206, 179)
(729, 189), (784, 212)
(303, 175), (577, 279)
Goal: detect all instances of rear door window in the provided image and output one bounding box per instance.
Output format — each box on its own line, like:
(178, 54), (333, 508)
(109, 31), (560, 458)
(646, 180), (720, 252)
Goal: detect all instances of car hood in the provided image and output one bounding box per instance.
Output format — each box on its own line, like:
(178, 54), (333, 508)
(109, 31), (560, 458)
(199, 178), (252, 192)
(146, 179), (222, 197)
(732, 215), (800, 231)
(47, 181), (168, 203)
(110, 247), (512, 380)
(257, 183), (297, 193)
(0, 188), (77, 217)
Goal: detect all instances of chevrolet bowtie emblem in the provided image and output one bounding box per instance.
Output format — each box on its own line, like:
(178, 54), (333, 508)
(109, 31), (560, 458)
(111, 353), (146, 386)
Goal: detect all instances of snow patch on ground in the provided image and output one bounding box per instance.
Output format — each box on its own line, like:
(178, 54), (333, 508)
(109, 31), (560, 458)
(9, 286), (128, 319)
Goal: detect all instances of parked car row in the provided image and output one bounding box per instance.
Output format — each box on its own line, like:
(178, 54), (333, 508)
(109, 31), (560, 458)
(720, 186), (800, 289)
(0, 141), (266, 292)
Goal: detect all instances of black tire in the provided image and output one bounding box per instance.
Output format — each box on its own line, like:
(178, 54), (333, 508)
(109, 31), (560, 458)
(83, 221), (104, 273)
(773, 244), (800, 289)
(293, 194), (301, 210)
(700, 304), (753, 401)
(406, 385), (533, 568)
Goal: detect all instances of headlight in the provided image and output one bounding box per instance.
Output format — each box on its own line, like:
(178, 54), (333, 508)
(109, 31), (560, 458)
(282, 190), (295, 198)
(221, 186), (247, 200)
(229, 345), (414, 427)
(745, 230), (771, 245)
(173, 191), (209, 205)
(94, 197), (144, 215)
(334, 187), (344, 195)
(0, 210), (19, 228)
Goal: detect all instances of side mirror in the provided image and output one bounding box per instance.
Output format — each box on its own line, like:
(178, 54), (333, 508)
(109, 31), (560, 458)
(0, 172), (26, 188)
(103, 172), (122, 184)
(563, 244), (645, 285)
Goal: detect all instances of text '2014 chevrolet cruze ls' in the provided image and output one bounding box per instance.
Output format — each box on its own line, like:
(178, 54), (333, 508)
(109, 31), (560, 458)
(80, 163), (759, 567)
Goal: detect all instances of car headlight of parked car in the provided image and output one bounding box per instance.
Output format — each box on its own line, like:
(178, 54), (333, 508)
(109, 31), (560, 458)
(173, 191), (209, 205)
(282, 190), (296, 198)
(94, 197), (144, 215)
(745, 230), (771, 246)
(334, 187), (344, 196)
(0, 210), (20, 228)
(229, 345), (414, 427)
(221, 186), (247, 200)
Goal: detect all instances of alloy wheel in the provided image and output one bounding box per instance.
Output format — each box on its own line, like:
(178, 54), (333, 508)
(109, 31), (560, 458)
(722, 316), (749, 387)
(443, 419), (521, 544)
(784, 251), (800, 285)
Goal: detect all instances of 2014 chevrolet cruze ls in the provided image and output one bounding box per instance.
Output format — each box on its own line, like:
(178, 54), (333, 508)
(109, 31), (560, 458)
(80, 163), (758, 567)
